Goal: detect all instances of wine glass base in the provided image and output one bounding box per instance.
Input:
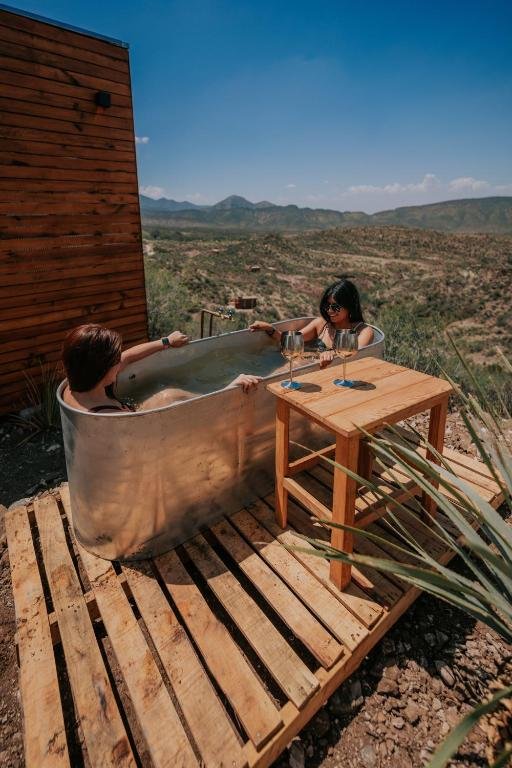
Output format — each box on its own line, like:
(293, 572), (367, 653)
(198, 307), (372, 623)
(281, 380), (301, 390)
(333, 378), (355, 388)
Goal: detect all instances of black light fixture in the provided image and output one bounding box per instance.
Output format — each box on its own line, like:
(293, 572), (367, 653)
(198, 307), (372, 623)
(94, 90), (111, 108)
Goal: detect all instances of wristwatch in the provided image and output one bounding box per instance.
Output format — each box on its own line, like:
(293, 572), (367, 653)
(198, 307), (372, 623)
(161, 337), (172, 348)
(265, 326), (276, 337)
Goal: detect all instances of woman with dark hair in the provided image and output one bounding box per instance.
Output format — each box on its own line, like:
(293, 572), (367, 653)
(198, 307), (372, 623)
(62, 324), (189, 413)
(62, 323), (262, 413)
(249, 278), (374, 367)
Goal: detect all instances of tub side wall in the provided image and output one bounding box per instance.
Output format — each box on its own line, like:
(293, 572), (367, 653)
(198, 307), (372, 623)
(61, 321), (384, 560)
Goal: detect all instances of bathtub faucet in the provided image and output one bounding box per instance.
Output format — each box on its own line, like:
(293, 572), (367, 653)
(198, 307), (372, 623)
(200, 306), (236, 338)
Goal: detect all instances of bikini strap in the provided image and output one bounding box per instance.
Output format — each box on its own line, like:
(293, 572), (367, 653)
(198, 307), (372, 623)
(352, 321), (365, 332)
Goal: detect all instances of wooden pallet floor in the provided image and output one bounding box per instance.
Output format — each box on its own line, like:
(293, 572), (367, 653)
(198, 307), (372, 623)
(5, 448), (503, 768)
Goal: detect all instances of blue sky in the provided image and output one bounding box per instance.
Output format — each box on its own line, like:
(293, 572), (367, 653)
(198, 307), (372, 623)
(11, 0), (512, 212)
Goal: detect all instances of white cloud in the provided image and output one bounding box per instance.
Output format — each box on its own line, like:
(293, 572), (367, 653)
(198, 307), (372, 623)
(286, 183), (296, 188)
(349, 173), (440, 196)
(139, 185), (166, 199)
(135, 136), (150, 144)
(186, 192), (207, 201)
(495, 183), (512, 193)
(448, 176), (490, 192)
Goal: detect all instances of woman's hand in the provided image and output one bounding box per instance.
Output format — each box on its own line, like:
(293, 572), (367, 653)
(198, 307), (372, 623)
(319, 350), (335, 369)
(166, 331), (189, 348)
(229, 374), (263, 392)
(249, 321), (273, 333)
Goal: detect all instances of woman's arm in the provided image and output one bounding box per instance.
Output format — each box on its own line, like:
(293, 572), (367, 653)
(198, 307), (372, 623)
(249, 317), (321, 344)
(120, 331), (188, 371)
(357, 326), (374, 348)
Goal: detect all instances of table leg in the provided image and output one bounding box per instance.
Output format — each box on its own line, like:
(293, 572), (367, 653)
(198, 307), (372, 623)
(275, 399), (290, 528)
(357, 440), (373, 490)
(330, 435), (360, 590)
(422, 396), (449, 519)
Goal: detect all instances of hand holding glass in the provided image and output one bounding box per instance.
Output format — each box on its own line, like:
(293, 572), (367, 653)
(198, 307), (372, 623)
(333, 330), (358, 387)
(280, 331), (304, 390)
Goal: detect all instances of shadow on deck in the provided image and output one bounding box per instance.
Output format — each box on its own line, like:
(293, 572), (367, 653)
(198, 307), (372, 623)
(5, 447), (503, 768)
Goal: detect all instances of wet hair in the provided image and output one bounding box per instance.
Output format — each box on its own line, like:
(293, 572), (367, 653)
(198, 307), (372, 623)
(319, 279), (365, 325)
(62, 324), (122, 392)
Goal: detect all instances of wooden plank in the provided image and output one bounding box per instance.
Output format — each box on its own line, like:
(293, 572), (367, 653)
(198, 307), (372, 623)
(5, 504), (69, 768)
(32, 495), (135, 767)
(282, 477), (333, 521)
(0, 254), (143, 287)
(311, 368), (428, 419)
(0, 23), (129, 73)
(0, 177), (136, 193)
(155, 549), (283, 750)
(1, 297), (146, 334)
(256, 495), (385, 625)
(243, 533), (465, 768)
(0, 69), (132, 108)
(56, 536), (198, 764)
(1, 241), (142, 268)
(184, 535), (320, 709)
(0, 39), (131, 85)
(2, 285), (145, 321)
(0, 53), (132, 97)
(328, 379), (453, 437)
(288, 443), (335, 476)
(283, 500), (403, 608)
(211, 517), (344, 669)
(0, 137), (134, 165)
(275, 399), (289, 527)
(122, 564), (248, 768)
(0, 123), (133, 152)
(0, 9), (130, 61)
(4, 150), (135, 173)
(0, 97), (133, 131)
(0, 112), (134, 142)
(0, 163), (136, 183)
(330, 435), (360, 590)
(0, 314), (146, 357)
(230, 508), (368, 651)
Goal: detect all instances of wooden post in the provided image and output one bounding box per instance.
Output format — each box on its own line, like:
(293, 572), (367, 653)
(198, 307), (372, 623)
(357, 440), (373, 490)
(330, 435), (360, 590)
(275, 400), (290, 528)
(422, 396), (449, 519)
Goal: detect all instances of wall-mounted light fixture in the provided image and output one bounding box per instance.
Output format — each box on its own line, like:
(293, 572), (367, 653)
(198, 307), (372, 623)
(94, 91), (111, 108)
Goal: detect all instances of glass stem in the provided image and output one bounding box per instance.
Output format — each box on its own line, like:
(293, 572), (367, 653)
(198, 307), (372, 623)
(343, 356), (347, 382)
(289, 358), (293, 385)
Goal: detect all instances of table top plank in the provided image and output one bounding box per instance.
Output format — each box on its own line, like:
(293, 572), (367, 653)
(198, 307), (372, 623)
(267, 358), (453, 437)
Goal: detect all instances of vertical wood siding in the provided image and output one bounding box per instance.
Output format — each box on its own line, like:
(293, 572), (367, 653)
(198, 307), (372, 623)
(0, 8), (148, 413)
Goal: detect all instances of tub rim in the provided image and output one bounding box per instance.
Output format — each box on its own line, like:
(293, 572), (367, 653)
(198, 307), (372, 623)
(57, 319), (384, 418)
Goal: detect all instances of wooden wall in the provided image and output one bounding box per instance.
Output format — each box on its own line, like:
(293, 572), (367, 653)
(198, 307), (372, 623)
(0, 7), (148, 414)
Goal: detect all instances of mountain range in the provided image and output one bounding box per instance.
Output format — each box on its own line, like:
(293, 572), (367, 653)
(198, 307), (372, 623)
(140, 194), (512, 233)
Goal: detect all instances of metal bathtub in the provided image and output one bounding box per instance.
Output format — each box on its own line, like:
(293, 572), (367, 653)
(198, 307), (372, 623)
(58, 318), (384, 561)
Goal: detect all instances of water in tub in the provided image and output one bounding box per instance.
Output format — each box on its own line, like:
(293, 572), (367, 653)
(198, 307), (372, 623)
(118, 335), (319, 410)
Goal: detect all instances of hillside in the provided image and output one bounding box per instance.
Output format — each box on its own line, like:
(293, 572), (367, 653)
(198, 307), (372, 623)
(143, 225), (512, 410)
(140, 195), (512, 233)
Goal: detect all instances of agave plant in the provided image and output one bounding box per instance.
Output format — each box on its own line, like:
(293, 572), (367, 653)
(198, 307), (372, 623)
(11, 363), (61, 444)
(300, 348), (512, 767)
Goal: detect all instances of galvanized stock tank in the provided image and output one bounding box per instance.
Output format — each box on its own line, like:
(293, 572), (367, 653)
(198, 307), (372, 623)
(58, 318), (384, 561)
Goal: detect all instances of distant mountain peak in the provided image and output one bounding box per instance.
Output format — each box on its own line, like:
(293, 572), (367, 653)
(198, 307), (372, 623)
(213, 195), (256, 209)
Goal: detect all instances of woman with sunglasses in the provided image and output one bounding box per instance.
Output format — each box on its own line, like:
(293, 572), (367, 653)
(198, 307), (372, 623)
(249, 278), (374, 367)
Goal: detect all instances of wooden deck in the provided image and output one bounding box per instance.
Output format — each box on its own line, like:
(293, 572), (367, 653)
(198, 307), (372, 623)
(5, 447), (503, 768)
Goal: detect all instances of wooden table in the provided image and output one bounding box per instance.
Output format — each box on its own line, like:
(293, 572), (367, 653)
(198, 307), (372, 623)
(266, 356), (453, 590)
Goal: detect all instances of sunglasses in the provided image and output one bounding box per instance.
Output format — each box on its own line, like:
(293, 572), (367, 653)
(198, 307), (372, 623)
(324, 302), (343, 312)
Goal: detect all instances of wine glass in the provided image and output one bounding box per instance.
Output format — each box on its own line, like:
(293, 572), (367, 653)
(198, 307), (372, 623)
(280, 331), (304, 390)
(333, 329), (358, 387)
